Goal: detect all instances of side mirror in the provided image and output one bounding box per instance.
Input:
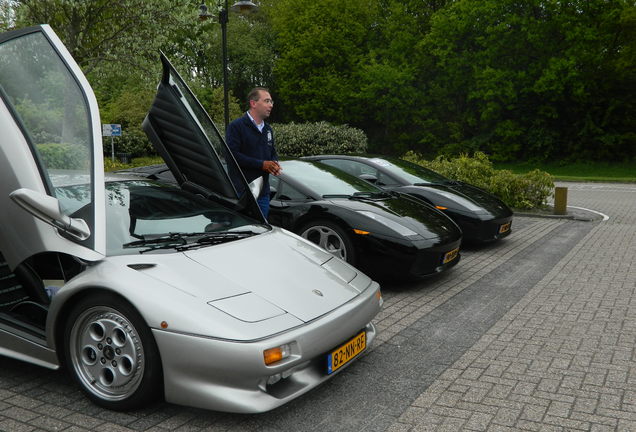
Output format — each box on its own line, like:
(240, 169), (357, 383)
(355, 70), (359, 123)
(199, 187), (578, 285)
(9, 188), (91, 241)
(269, 199), (288, 209)
(359, 173), (378, 183)
(248, 177), (264, 199)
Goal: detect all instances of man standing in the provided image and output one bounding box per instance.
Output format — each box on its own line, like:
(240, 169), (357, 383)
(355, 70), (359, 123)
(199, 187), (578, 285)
(226, 87), (281, 219)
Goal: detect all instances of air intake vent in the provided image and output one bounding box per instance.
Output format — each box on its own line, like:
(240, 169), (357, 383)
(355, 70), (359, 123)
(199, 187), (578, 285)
(127, 264), (156, 271)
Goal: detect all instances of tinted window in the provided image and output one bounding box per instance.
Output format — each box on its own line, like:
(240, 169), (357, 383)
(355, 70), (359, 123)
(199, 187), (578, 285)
(281, 161), (380, 197)
(320, 159), (401, 187)
(370, 158), (448, 185)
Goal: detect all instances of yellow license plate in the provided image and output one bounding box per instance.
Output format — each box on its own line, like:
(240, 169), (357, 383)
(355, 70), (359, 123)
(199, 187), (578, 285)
(499, 221), (511, 234)
(443, 247), (459, 264)
(327, 331), (366, 374)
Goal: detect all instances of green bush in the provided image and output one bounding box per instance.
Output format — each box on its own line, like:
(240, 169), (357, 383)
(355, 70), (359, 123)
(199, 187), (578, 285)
(403, 151), (554, 210)
(104, 155), (164, 172)
(274, 122), (367, 157)
(37, 143), (89, 170)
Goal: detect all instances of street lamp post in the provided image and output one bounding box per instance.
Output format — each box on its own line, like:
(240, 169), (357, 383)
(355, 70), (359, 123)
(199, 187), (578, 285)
(199, 1), (258, 130)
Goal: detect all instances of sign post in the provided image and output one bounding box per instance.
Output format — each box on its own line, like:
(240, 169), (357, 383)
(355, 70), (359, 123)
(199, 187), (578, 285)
(102, 124), (122, 161)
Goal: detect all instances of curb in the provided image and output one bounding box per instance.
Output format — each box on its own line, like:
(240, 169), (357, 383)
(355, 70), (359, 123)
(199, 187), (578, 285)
(514, 205), (604, 222)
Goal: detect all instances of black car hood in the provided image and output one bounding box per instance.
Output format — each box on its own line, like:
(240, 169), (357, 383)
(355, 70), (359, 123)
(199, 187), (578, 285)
(326, 195), (461, 241)
(414, 182), (512, 218)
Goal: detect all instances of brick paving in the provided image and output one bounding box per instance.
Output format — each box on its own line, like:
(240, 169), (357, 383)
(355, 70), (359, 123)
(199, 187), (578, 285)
(0, 182), (633, 431)
(389, 182), (636, 432)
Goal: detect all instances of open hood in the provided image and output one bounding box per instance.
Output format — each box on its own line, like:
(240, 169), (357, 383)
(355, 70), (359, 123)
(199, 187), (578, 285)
(142, 54), (263, 222)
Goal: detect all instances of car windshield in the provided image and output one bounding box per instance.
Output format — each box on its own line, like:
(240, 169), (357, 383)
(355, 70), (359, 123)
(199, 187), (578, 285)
(282, 160), (381, 197)
(56, 179), (267, 255)
(370, 158), (448, 185)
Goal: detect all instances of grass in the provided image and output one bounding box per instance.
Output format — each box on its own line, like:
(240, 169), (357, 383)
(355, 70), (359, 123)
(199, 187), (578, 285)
(493, 161), (636, 182)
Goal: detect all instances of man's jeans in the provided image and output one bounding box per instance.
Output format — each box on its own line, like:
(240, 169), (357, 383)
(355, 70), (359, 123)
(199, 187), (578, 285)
(257, 195), (270, 219)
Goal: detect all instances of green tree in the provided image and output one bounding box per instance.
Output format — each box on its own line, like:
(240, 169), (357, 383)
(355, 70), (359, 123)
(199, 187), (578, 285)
(418, 0), (636, 161)
(268, 0), (380, 123)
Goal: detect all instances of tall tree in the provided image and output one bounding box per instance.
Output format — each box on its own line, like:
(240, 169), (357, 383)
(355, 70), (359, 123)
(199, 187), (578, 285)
(418, 0), (636, 161)
(268, 0), (380, 123)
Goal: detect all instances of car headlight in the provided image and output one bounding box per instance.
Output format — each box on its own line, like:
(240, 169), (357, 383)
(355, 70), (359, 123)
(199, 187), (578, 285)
(356, 211), (419, 237)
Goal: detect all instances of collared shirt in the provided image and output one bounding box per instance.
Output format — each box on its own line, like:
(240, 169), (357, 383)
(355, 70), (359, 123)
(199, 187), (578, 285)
(246, 111), (265, 132)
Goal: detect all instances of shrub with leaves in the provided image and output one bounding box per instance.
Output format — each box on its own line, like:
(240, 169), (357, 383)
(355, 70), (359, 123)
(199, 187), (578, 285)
(102, 128), (155, 159)
(38, 143), (89, 170)
(402, 151), (554, 210)
(274, 121), (367, 157)
(104, 155), (164, 172)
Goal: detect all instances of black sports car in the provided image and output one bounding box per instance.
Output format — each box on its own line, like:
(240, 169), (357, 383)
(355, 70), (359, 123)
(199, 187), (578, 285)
(268, 160), (462, 281)
(303, 155), (513, 243)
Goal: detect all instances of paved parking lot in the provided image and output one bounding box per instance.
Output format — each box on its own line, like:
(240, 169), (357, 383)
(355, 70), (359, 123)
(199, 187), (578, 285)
(0, 182), (634, 431)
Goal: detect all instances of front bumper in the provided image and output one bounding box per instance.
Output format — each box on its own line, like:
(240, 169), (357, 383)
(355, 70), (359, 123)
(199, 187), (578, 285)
(152, 281), (381, 413)
(353, 234), (462, 280)
(457, 214), (513, 243)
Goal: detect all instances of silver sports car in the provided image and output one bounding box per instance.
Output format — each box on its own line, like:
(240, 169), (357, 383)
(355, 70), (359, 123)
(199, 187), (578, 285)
(0, 25), (381, 413)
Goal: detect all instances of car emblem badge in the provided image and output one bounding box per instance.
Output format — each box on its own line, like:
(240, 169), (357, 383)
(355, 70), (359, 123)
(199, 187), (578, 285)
(312, 289), (323, 297)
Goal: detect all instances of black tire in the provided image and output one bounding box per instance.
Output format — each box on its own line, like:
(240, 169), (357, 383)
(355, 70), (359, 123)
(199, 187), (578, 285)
(298, 219), (356, 265)
(63, 292), (163, 411)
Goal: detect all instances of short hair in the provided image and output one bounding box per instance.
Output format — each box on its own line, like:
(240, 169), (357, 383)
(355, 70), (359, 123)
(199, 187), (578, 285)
(247, 87), (269, 103)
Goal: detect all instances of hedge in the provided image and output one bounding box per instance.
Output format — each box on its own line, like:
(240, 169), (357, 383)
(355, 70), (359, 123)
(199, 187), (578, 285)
(402, 151), (554, 210)
(273, 121), (367, 157)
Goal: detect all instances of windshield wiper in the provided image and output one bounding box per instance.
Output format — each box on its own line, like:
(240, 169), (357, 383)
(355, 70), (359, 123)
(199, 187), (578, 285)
(194, 231), (254, 245)
(123, 230), (257, 253)
(350, 191), (393, 200)
(322, 194), (352, 199)
(123, 233), (188, 249)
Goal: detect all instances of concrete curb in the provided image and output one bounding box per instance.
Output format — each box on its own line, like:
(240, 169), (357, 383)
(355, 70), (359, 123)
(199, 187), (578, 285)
(514, 205), (605, 222)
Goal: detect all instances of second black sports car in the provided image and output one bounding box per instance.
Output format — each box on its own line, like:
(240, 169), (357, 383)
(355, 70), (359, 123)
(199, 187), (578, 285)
(268, 160), (462, 281)
(303, 155), (513, 243)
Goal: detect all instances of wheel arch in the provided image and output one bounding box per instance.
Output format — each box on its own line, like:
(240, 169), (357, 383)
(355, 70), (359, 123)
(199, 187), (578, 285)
(292, 212), (353, 235)
(52, 287), (154, 365)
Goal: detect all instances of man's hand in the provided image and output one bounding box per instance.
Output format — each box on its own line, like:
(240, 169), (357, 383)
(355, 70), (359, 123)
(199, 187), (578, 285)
(262, 160), (282, 175)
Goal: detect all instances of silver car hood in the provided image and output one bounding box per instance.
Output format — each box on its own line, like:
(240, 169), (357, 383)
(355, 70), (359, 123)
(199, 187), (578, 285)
(139, 228), (361, 323)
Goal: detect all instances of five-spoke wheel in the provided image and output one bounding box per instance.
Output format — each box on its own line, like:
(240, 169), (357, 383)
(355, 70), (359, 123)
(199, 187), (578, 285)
(299, 220), (355, 264)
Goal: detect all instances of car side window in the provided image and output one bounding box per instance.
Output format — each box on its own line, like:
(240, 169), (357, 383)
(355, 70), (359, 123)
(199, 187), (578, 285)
(274, 180), (310, 201)
(375, 171), (401, 187)
(320, 159), (369, 178)
(321, 159), (402, 187)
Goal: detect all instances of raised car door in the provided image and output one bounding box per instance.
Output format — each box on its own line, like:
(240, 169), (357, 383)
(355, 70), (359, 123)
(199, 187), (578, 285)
(0, 25), (105, 269)
(142, 54), (264, 222)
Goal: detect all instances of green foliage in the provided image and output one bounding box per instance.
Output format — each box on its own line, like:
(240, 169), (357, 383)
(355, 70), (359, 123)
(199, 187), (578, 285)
(102, 129), (155, 159)
(274, 122), (368, 158)
(6, 0), (634, 163)
(268, 0), (380, 123)
(38, 143), (89, 170)
(416, 0), (636, 162)
(403, 151), (554, 210)
(104, 155), (163, 172)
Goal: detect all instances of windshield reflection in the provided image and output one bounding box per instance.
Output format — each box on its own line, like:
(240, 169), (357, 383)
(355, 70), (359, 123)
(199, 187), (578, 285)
(281, 160), (381, 196)
(372, 158), (448, 184)
(56, 179), (266, 255)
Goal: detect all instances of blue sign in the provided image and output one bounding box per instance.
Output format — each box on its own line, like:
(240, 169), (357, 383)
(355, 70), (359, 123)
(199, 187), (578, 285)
(102, 124), (122, 137)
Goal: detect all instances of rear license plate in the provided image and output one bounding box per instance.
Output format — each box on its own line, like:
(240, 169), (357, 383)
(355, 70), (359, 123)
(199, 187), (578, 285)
(499, 221), (511, 234)
(442, 247), (459, 264)
(327, 330), (366, 374)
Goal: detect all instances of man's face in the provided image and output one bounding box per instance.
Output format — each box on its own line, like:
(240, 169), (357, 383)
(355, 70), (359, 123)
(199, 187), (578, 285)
(251, 90), (273, 120)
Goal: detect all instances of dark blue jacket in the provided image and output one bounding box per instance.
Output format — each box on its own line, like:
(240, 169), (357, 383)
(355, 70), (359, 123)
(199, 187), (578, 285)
(226, 114), (277, 197)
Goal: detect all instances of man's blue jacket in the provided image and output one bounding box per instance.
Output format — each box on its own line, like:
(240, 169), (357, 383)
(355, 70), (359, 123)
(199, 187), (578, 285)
(226, 114), (277, 198)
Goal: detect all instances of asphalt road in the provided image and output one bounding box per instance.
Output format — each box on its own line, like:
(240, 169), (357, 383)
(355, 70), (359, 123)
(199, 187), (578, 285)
(0, 182), (634, 432)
